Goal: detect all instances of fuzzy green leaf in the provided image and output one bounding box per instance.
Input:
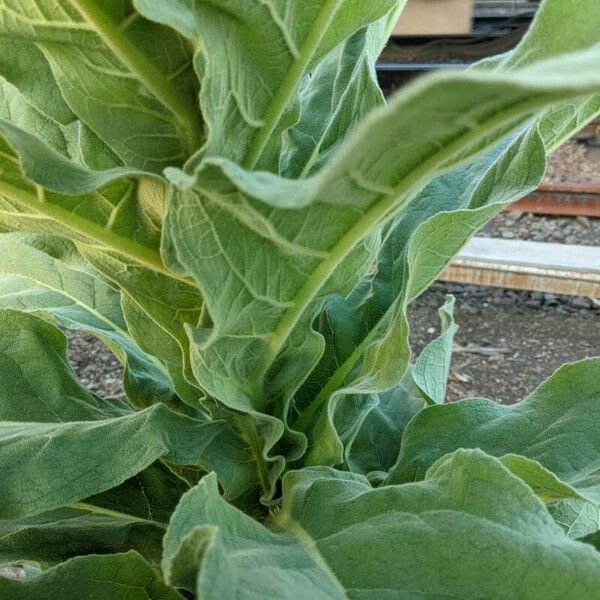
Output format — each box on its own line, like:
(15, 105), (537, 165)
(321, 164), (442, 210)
(0, 0), (202, 184)
(162, 451), (600, 599)
(164, 46), (600, 482)
(387, 358), (600, 535)
(135, 0), (397, 171)
(0, 462), (188, 569)
(0, 311), (259, 517)
(0, 235), (177, 406)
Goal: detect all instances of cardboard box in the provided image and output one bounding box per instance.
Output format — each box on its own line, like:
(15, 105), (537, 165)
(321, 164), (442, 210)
(393, 0), (474, 36)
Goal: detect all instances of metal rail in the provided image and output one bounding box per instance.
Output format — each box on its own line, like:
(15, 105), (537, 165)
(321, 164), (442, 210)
(509, 183), (600, 218)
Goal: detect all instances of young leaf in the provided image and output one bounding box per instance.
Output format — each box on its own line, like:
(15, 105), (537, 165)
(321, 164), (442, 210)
(135, 0), (397, 170)
(162, 450), (600, 599)
(280, 16), (392, 177)
(0, 551), (183, 599)
(344, 369), (425, 477)
(411, 294), (457, 405)
(0, 0), (203, 177)
(302, 293), (456, 469)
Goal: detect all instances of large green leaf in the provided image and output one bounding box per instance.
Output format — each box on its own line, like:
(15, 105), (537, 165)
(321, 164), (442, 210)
(165, 48), (600, 424)
(0, 0), (202, 182)
(291, 0), (600, 466)
(78, 247), (205, 406)
(0, 552), (183, 599)
(281, 12), (399, 177)
(0, 308), (130, 422)
(0, 234), (177, 407)
(387, 358), (600, 533)
(0, 310), (259, 517)
(0, 405), (255, 520)
(135, 0), (397, 171)
(0, 462), (188, 569)
(162, 451), (600, 599)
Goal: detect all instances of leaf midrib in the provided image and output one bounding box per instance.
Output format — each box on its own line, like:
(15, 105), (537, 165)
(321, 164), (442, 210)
(0, 178), (193, 284)
(70, 501), (167, 530)
(243, 0), (342, 170)
(264, 93), (560, 387)
(66, 0), (203, 153)
(0, 255), (131, 342)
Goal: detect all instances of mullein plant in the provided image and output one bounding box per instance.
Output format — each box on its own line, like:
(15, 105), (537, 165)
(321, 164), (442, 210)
(0, 0), (599, 597)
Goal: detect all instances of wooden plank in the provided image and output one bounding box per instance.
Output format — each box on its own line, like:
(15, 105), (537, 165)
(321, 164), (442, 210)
(440, 238), (600, 297)
(393, 0), (474, 36)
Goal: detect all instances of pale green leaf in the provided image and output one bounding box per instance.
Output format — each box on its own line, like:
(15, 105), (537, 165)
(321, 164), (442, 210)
(387, 358), (600, 534)
(499, 454), (586, 504)
(0, 462), (188, 569)
(281, 16), (393, 177)
(412, 295), (457, 405)
(0, 0), (202, 182)
(135, 0), (397, 171)
(0, 236), (176, 407)
(167, 32), (600, 419)
(163, 451), (600, 599)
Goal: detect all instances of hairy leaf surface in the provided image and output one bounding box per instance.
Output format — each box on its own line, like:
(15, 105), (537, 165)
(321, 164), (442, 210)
(387, 358), (600, 535)
(166, 51), (600, 433)
(135, 0), (397, 171)
(0, 0), (202, 180)
(162, 451), (600, 598)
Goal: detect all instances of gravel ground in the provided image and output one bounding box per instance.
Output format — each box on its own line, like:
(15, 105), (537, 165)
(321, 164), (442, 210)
(481, 141), (600, 246)
(67, 281), (598, 406)
(67, 331), (124, 398)
(482, 211), (599, 245)
(545, 140), (600, 184)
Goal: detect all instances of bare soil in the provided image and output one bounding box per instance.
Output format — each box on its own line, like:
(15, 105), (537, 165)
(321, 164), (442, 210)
(409, 284), (599, 404)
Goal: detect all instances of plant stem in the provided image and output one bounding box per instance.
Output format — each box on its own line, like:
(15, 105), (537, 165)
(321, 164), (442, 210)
(67, 0), (203, 154)
(236, 415), (270, 495)
(243, 0), (342, 170)
(0, 179), (193, 284)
